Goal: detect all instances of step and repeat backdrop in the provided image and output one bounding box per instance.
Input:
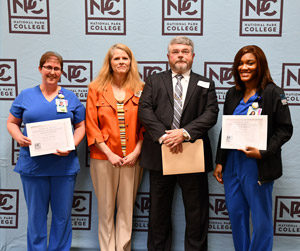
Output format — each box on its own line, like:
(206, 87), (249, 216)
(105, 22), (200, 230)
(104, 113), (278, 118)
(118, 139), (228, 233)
(1, 0), (300, 250)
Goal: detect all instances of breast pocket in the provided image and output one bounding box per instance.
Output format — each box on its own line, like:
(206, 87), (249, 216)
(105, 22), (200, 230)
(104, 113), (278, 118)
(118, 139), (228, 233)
(95, 98), (114, 134)
(96, 98), (111, 108)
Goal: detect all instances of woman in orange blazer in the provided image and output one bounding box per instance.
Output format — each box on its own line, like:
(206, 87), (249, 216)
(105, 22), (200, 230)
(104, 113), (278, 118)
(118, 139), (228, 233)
(86, 44), (144, 251)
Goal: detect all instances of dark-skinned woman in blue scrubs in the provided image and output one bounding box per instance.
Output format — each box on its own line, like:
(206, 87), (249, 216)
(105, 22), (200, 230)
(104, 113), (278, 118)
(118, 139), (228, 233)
(214, 45), (293, 251)
(7, 51), (85, 251)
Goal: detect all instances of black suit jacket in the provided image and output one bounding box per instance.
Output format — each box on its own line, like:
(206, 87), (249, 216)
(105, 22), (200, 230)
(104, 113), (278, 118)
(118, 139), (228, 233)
(216, 83), (293, 183)
(138, 70), (219, 172)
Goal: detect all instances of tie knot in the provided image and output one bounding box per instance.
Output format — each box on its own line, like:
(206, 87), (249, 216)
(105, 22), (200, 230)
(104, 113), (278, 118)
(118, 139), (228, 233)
(175, 75), (183, 81)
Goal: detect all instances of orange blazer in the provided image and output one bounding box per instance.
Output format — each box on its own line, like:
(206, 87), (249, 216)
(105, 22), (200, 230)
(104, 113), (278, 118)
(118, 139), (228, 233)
(86, 83), (144, 160)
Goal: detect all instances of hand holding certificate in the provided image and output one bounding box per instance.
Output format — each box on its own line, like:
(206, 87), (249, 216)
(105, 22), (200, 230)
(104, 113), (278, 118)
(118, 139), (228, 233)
(221, 115), (268, 150)
(26, 118), (75, 157)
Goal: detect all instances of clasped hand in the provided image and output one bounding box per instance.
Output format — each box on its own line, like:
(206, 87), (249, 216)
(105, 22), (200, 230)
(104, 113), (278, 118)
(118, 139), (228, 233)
(107, 151), (139, 167)
(163, 129), (185, 154)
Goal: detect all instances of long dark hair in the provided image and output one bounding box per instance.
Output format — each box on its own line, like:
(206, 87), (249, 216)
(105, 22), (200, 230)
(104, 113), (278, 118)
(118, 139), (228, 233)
(232, 45), (273, 90)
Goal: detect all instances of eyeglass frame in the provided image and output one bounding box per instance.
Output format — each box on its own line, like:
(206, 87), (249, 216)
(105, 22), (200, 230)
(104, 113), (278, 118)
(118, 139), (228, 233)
(42, 65), (62, 72)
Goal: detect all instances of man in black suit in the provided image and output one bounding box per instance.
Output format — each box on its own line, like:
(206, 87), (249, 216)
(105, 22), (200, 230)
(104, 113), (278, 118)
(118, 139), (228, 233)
(138, 36), (219, 251)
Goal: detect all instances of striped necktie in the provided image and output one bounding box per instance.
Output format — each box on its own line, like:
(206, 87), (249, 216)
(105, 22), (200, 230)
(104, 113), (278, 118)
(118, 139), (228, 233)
(172, 75), (183, 129)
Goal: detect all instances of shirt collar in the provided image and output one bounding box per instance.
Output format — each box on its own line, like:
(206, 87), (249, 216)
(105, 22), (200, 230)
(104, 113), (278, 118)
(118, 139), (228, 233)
(171, 70), (191, 79)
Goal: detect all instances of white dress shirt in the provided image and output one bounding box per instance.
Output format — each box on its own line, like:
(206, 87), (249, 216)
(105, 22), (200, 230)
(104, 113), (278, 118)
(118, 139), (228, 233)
(158, 70), (191, 143)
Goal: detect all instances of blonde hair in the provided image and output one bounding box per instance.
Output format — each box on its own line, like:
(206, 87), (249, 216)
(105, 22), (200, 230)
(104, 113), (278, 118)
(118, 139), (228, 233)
(90, 43), (143, 93)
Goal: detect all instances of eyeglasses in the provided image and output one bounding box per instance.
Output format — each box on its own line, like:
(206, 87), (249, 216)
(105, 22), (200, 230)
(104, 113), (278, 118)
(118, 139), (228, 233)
(42, 65), (61, 72)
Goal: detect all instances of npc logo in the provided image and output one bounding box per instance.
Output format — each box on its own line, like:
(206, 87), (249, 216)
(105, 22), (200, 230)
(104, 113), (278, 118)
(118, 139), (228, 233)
(0, 59), (18, 100)
(138, 61), (169, 82)
(133, 192), (150, 231)
(162, 0), (203, 35)
(59, 60), (93, 102)
(72, 191), (92, 230)
(274, 196), (300, 236)
(0, 189), (19, 229)
(11, 130), (22, 165)
(240, 0), (283, 36)
(281, 63), (300, 106)
(204, 62), (234, 104)
(208, 194), (231, 234)
(85, 0), (126, 35)
(7, 0), (50, 34)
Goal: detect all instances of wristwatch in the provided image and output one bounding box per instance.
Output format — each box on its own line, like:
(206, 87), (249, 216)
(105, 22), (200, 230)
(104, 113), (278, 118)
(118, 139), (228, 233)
(182, 129), (189, 141)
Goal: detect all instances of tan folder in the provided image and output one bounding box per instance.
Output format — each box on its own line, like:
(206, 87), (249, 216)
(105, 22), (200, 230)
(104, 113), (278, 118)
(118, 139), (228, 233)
(162, 139), (205, 175)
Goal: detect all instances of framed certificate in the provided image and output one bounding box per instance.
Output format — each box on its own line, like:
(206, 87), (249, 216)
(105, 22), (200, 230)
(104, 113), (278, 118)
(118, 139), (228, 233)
(221, 115), (268, 150)
(26, 118), (75, 157)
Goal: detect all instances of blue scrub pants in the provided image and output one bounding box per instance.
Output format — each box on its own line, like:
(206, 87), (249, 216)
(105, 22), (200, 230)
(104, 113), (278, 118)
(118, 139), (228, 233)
(223, 151), (273, 251)
(20, 174), (77, 251)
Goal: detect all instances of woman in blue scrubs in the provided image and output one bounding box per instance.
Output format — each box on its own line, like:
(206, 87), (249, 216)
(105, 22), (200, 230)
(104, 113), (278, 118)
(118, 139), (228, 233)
(7, 51), (85, 251)
(213, 45), (293, 251)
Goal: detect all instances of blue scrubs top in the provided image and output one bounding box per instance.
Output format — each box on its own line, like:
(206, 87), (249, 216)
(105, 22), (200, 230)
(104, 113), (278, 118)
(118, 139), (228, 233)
(10, 85), (85, 176)
(225, 93), (259, 176)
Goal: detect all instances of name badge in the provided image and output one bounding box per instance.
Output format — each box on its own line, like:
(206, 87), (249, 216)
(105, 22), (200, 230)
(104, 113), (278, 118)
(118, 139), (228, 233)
(56, 99), (68, 113)
(247, 106), (262, 115)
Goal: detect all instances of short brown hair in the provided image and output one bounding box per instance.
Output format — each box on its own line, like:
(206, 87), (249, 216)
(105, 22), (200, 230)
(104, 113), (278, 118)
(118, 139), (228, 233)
(39, 51), (63, 70)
